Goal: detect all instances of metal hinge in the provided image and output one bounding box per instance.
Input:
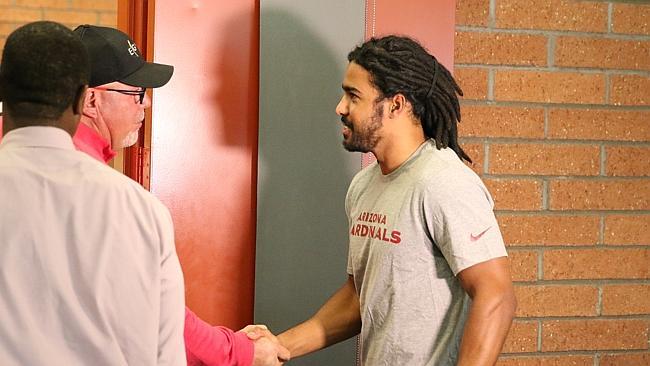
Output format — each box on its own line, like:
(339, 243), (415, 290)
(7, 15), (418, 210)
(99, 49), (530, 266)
(137, 146), (151, 191)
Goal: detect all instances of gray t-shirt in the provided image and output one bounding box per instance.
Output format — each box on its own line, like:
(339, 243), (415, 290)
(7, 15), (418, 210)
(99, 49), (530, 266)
(346, 140), (508, 366)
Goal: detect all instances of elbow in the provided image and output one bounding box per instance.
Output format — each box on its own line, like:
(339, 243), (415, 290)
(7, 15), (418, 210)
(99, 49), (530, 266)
(497, 285), (517, 318)
(481, 288), (517, 322)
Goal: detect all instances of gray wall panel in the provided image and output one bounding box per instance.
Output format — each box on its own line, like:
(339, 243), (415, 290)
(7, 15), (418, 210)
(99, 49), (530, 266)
(256, 1), (365, 365)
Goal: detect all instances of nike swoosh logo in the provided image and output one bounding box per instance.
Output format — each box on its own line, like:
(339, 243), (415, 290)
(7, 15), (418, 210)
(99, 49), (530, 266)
(470, 227), (491, 242)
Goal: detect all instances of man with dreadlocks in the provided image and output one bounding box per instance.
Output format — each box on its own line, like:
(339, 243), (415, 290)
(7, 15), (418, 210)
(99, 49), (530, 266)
(277, 35), (516, 365)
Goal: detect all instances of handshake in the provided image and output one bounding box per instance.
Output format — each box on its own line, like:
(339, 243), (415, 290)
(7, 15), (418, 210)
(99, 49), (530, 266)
(239, 324), (291, 366)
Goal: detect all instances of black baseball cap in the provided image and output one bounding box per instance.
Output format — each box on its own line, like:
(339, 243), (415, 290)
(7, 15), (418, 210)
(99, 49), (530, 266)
(73, 24), (173, 88)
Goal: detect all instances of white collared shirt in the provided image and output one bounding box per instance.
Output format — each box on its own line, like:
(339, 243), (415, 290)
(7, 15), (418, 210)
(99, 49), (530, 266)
(0, 126), (186, 365)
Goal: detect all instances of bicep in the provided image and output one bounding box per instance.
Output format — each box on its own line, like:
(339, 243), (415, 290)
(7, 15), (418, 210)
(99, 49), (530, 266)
(457, 257), (513, 299)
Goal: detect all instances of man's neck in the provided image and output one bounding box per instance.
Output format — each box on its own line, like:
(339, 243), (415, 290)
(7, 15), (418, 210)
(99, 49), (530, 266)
(373, 131), (427, 175)
(74, 118), (116, 164)
(78, 115), (112, 148)
(2, 115), (74, 137)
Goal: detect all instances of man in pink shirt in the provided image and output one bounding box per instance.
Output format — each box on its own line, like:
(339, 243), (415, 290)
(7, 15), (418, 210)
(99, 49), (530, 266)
(71, 24), (288, 366)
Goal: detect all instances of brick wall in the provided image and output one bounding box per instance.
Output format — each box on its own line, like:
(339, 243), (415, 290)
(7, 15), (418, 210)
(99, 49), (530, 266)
(0, 0), (117, 51)
(456, 0), (650, 364)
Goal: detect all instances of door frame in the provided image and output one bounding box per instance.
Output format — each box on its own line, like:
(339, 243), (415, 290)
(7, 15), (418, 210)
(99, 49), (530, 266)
(117, 0), (155, 189)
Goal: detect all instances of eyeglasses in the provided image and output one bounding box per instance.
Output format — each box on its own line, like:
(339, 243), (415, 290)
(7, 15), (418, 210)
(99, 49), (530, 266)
(94, 87), (146, 104)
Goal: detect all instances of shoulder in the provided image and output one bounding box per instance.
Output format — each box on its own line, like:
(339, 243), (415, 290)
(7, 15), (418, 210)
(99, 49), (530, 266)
(350, 162), (378, 187)
(79, 156), (170, 214)
(347, 162), (379, 199)
(415, 149), (492, 208)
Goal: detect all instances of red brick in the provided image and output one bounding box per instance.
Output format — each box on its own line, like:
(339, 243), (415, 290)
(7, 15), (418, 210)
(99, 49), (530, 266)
(497, 355), (593, 366)
(496, 0), (608, 33)
(98, 11), (117, 27)
(548, 109), (650, 142)
(601, 352), (650, 366)
(70, 0), (117, 10)
(542, 319), (648, 351)
(611, 75), (650, 106)
(509, 250), (538, 282)
(555, 37), (650, 70)
(549, 179), (650, 210)
(543, 248), (650, 280)
(489, 144), (599, 176)
(495, 71), (605, 104)
(455, 32), (547, 66)
(0, 8), (43, 22)
(455, 67), (488, 100)
(612, 3), (650, 35)
(0, 23), (19, 38)
(459, 105), (544, 139)
(484, 179), (543, 211)
(14, 0), (68, 7)
(514, 285), (598, 317)
(460, 142), (484, 175)
(498, 215), (599, 246)
(503, 320), (538, 353)
(605, 214), (650, 245)
(606, 146), (650, 177)
(456, 0), (489, 27)
(602, 285), (650, 316)
(43, 10), (98, 25)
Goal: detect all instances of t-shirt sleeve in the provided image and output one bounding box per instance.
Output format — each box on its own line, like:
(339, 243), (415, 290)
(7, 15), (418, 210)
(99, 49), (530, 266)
(423, 175), (508, 276)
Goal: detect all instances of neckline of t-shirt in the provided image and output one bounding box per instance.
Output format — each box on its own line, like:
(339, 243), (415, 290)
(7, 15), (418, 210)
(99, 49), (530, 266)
(378, 139), (433, 180)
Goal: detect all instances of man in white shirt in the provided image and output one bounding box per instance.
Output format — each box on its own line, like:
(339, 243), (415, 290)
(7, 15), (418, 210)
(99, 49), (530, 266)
(0, 21), (186, 365)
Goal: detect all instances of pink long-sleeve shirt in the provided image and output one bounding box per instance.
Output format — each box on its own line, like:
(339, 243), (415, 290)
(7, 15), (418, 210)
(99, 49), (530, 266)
(184, 308), (254, 366)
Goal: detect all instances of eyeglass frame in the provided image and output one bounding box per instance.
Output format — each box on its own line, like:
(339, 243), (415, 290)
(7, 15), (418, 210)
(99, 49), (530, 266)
(93, 87), (147, 104)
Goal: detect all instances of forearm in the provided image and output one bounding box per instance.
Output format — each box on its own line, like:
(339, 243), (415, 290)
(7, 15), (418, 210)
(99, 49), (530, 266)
(277, 318), (329, 358)
(456, 291), (516, 366)
(278, 277), (361, 358)
(185, 308), (254, 366)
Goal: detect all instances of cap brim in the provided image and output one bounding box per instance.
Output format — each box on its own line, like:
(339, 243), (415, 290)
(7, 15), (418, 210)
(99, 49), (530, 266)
(120, 61), (174, 88)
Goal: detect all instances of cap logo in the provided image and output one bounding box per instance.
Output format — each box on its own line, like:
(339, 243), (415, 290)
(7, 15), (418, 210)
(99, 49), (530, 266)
(127, 40), (139, 57)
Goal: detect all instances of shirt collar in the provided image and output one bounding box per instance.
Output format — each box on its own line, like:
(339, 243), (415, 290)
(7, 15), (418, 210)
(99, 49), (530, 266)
(0, 126), (76, 151)
(72, 122), (116, 164)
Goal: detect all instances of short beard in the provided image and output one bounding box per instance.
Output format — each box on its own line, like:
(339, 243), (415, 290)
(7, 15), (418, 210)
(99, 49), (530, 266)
(342, 103), (383, 153)
(120, 130), (139, 148)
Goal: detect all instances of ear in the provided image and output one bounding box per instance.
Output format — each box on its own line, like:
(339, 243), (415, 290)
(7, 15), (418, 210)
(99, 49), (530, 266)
(388, 93), (408, 117)
(81, 87), (98, 118)
(73, 85), (88, 116)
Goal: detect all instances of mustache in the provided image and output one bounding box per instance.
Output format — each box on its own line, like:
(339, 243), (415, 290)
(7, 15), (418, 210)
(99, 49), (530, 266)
(341, 116), (353, 129)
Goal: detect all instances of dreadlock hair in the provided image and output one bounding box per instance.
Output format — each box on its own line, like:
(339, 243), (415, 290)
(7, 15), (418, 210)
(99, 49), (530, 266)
(347, 35), (471, 163)
(0, 21), (89, 124)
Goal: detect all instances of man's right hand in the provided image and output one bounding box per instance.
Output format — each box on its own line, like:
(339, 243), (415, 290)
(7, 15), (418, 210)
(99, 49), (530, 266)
(239, 325), (290, 365)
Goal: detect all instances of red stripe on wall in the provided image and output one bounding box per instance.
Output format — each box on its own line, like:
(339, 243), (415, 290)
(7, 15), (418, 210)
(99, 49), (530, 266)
(362, 0), (456, 168)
